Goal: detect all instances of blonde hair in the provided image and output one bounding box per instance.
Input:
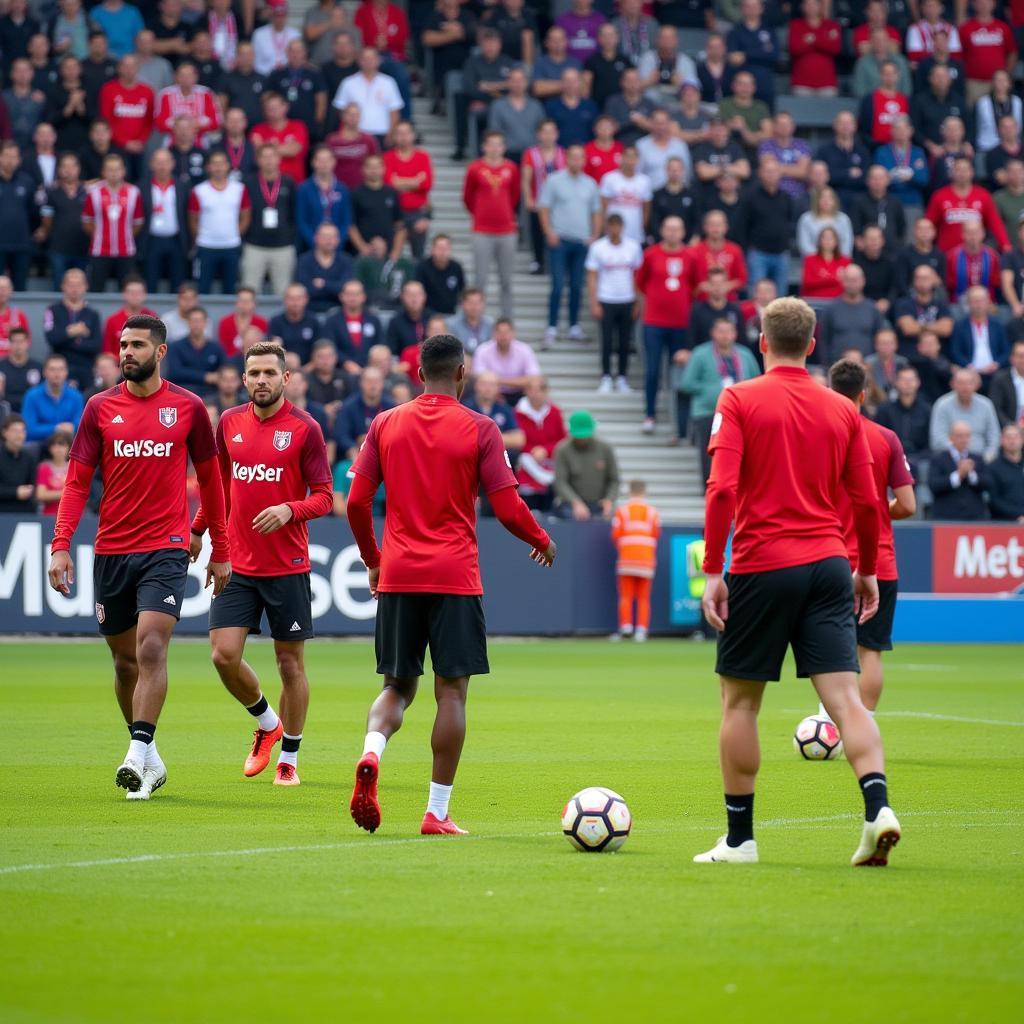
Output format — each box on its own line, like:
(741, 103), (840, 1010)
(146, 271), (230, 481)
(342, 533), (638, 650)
(761, 297), (817, 357)
(812, 186), (839, 218)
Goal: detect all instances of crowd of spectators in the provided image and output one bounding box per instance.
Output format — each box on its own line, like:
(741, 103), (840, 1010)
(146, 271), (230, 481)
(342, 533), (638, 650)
(0, 0), (1023, 524)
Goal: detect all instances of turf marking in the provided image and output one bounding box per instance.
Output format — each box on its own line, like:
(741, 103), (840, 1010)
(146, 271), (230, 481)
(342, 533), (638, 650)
(781, 709), (1024, 727)
(1, 810), (1018, 877)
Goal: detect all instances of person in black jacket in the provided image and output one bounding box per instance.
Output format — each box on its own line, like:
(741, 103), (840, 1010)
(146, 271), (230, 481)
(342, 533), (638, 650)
(815, 110), (871, 210)
(851, 165), (906, 250)
(268, 283), (323, 365)
(988, 424), (1024, 521)
(242, 143), (298, 296)
(43, 268), (102, 390)
(0, 141), (36, 290)
(415, 233), (465, 315)
(911, 64), (972, 163)
(0, 413), (36, 514)
(44, 55), (92, 154)
(734, 158), (794, 300)
(323, 280), (384, 374)
(928, 420), (991, 520)
(648, 155), (702, 242)
(988, 342), (1024, 427)
(163, 307), (224, 399)
(892, 216), (946, 300)
(385, 279), (432, 356)
(0, 327), (41, 412)
(874, 365), (933, 474)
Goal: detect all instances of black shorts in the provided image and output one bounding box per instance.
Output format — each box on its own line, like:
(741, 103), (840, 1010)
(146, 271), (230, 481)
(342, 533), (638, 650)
(375, 593), (489, 679)
(93, 549), (189, 637)
(715, 556), (859, 682)
(208, 572), (314, 641)
(856, 578), (898, 653)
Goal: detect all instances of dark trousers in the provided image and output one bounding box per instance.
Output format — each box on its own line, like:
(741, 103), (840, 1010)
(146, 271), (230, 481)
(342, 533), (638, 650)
(47, 251), (88, 290)
(87, 256), (136, 292)
(0, 250), (30, 290)
(548, 238), (587, 329)
(600, 302), (634, 377)
(642, 325), (687, 419)
(528, 211), (545, 268)
(197, 246), (241, 295)
(143, 235), (185, 294)
(454, 94), (488, 152)
(692, 414), (714, 491)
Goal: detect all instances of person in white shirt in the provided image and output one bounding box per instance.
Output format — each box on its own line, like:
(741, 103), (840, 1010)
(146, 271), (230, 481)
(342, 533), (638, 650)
(636, 109), (691, 191)
(187, 149), (252, 294)
(586, 213), (643, 394)
(598, 145), (652, 247)
(162, 282), (212, 341)
(252, 0), (301, 77)
(332, 46), (403, 143)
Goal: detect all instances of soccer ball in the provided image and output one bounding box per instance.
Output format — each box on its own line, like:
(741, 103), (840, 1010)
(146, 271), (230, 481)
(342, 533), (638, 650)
(793, 715), (844, 760)
(561, 787), (632, 852)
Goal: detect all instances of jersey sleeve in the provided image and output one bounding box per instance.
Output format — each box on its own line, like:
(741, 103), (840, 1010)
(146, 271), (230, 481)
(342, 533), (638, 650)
(706, 385), (743, 455)
(349, 416), (382, 485)
(186, 396), (219, 464)
(300, 419), (332, 485)
(69, 397), (103, 467)
(476, 416), (518, 495)
(887, 430), (915, 488)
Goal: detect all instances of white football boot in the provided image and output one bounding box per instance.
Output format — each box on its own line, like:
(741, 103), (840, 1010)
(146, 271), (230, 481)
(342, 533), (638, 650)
(851, 807), (901, 866)
(693, 835), (759, 863)
(115, 756), (145, 793)
(126, 765), (167, 801)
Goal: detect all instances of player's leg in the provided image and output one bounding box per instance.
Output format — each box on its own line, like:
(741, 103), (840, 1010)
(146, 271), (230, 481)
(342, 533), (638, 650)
(854, 579), (897, 712)
(272, 640), (308, 786)
(634, 576), (652, 642)
(616, 574), (636, 639)
(857, 648), (884, 712)
(104, 626), (138, 726)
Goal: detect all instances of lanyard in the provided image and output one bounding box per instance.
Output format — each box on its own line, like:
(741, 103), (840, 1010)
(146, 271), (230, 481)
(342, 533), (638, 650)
(259, 175), (281, 209)
(225, 141), (244, 170)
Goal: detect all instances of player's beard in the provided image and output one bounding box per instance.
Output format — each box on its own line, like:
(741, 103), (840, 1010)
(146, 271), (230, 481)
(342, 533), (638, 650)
(251, 383), (284, 408)
(121, 354), (158, 383)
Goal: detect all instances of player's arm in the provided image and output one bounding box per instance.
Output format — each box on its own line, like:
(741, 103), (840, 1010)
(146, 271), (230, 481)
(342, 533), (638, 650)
(256, 425), (334, 533)
(489, 486), (555, 566)
(887, 432), (916, 520)
(842, 424), (881, 623)
(194, 456), (231, 594)
(191, 416), (232, 554)
(347, 419), (384, 594)
(890, 485), (916, 520)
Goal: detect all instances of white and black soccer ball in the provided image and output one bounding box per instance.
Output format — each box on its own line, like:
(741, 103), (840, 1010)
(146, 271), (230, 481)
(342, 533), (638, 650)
(793, 715), (844, 761)
(561, 787), (632, 852)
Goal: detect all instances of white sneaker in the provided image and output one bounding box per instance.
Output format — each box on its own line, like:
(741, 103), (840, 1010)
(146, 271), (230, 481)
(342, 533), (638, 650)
(851, 806), (901, 866)
(598, 375), (613, 394)
(641, 417), (655, 434)
(609, 632), (624, 642)
(615, 376), (631, 393)
(634, 627), (648, 643)
(115, 756), (145, 793)
(126, 765), (168, 801)
(694, 835), (759, 863)
(543, 326), (557, 348)
(568, 324), (584, 342)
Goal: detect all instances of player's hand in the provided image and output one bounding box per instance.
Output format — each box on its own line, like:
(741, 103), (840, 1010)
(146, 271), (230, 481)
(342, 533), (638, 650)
(253, 503), (294, 534)
(367, 565), (380, 599)
(189, 532), (203, 562)
(530, 539), (556, 567)
(205, 559), (232, 596)
(48, 550), (73, 595)
(853, 572), (879, 625)
(701, 573), (729, 632)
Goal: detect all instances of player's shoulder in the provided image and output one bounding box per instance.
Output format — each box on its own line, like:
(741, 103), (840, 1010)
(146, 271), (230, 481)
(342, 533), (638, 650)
(219, 403), (248, 426)
(285, 402), (327, 438)
(83, 384), (122, 414)
(166, 381), (208, 410)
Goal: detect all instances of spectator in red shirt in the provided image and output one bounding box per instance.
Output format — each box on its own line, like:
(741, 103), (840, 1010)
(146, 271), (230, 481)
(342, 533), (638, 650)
(354, 0), (409, 63)
(0, 275), (30, 358)
(584, 114), (623, 183)
(155, 60), (222, 147)
(514, 375), (566, 511)
(960, 0), (1017, 108)
(98, 54), (154, 178)
(463, 130), (520, 320)
(801, 226), (851, 299)
(858, 59), (910, 146)
(926, 155), (1011, 252)
(218, 286), (268, 357)
(691, 209), (747, 301)
(100, 277), (155, 357)
(325, 102), (380, 190)
(788, 0), (842, 96)
(521, 119), (566, 275)
(853, 0), (902, 56)
(946, 219), (1002, 303)
(382, 120), (433, 260)
(250, 90), (310, 184)
(636, 215), (694, 435)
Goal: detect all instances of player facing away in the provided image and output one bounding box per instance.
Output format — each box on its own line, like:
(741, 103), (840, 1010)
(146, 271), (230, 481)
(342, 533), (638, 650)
(190, 341), (332, 786)
(47, 315), (231, 800)
(346, 334), (557, 836)
(610, 480), (660, 642)
(819, 359), (915, 718)
(696, 298), (902, 867)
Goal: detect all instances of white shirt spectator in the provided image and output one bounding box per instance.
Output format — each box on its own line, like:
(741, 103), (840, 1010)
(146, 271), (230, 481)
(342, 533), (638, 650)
(333, 72), (404, 136)
(188, 179), (251, 249)
(598, 170), (652, 245)
(585, 236), (643, 303)
(251, 23), (300, 76)
(149, 181), (180, 238)
(636, 134), (691, 191)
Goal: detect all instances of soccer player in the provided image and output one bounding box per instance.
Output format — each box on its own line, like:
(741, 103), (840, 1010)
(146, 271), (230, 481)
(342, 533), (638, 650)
(346, 334), (557, 835)
(190, 341), (332, 786)
(695, 297), (902, 867)
(47, 315), (231, 800)
(823, 359), (916, 715)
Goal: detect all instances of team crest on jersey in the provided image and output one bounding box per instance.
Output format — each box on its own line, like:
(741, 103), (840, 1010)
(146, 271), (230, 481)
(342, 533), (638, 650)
(159, 407), (177, 428)
(273, 430), (292, 451)
(95, 603), (105, 624)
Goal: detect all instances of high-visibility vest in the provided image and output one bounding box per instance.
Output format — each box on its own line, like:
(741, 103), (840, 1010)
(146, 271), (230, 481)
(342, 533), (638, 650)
(611, 499), (660, 578)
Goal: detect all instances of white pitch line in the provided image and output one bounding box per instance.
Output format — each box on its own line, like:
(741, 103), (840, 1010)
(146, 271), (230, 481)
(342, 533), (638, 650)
(881, 711), (1024, 728)
(1, 810), (1020, 877)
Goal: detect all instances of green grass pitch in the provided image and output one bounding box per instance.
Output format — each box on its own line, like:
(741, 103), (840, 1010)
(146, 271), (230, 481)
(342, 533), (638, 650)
(1, 639), (1021, 1023)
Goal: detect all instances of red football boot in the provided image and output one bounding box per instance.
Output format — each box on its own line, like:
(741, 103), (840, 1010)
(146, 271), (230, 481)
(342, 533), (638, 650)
(244, 721), (283, 777)
(350, 753), (381, 832)
(420, 812), (468, 835)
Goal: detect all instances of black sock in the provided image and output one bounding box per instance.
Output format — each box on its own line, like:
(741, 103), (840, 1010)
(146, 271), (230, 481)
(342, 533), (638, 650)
(130, 720), (156, 745)
(859, 772), (888, 822)
(725, 793), (755, 847)
(245, 695), (269, 718)
(282, 734), (302, 753)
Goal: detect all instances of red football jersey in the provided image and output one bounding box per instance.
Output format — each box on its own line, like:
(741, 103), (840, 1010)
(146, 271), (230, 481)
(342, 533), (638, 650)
(250, 120), (309, 183)
(926, 185), (1011, 252)
(836, 418), (914, 580)
(82, 183), (144, 258)
(350, 393), (518, 594)
(463, 159), (520, 234)
(690, 240), (748, 301)
(353, 1), (409, 61)
(154, 84), (222, 144)
(959, 17), (1016, 81)
(382, 148), (432, 212)
(636, 244), (695, 328)
(68, 380), (218, 555)
(196, 400), (332, 576)
(218, 313), (269, 356)
(707, 365), (874, 573)
(584, 141), (623, 183)
(0, 305), (30, 357)
(98, 80), (155, 148)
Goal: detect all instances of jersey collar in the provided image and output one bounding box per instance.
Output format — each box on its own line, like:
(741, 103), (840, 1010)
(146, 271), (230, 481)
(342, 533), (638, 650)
(248, 397), (293, 425)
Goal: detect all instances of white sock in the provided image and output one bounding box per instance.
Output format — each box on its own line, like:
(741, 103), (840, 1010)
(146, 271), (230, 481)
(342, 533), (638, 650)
(144, 740), (164, 770)
(246, 696), (280, 733)
(127, 738), (148, 764)
(426, 781), (453, 820)
(278, 733), (301, 767)
(362, 730), (387, 759)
